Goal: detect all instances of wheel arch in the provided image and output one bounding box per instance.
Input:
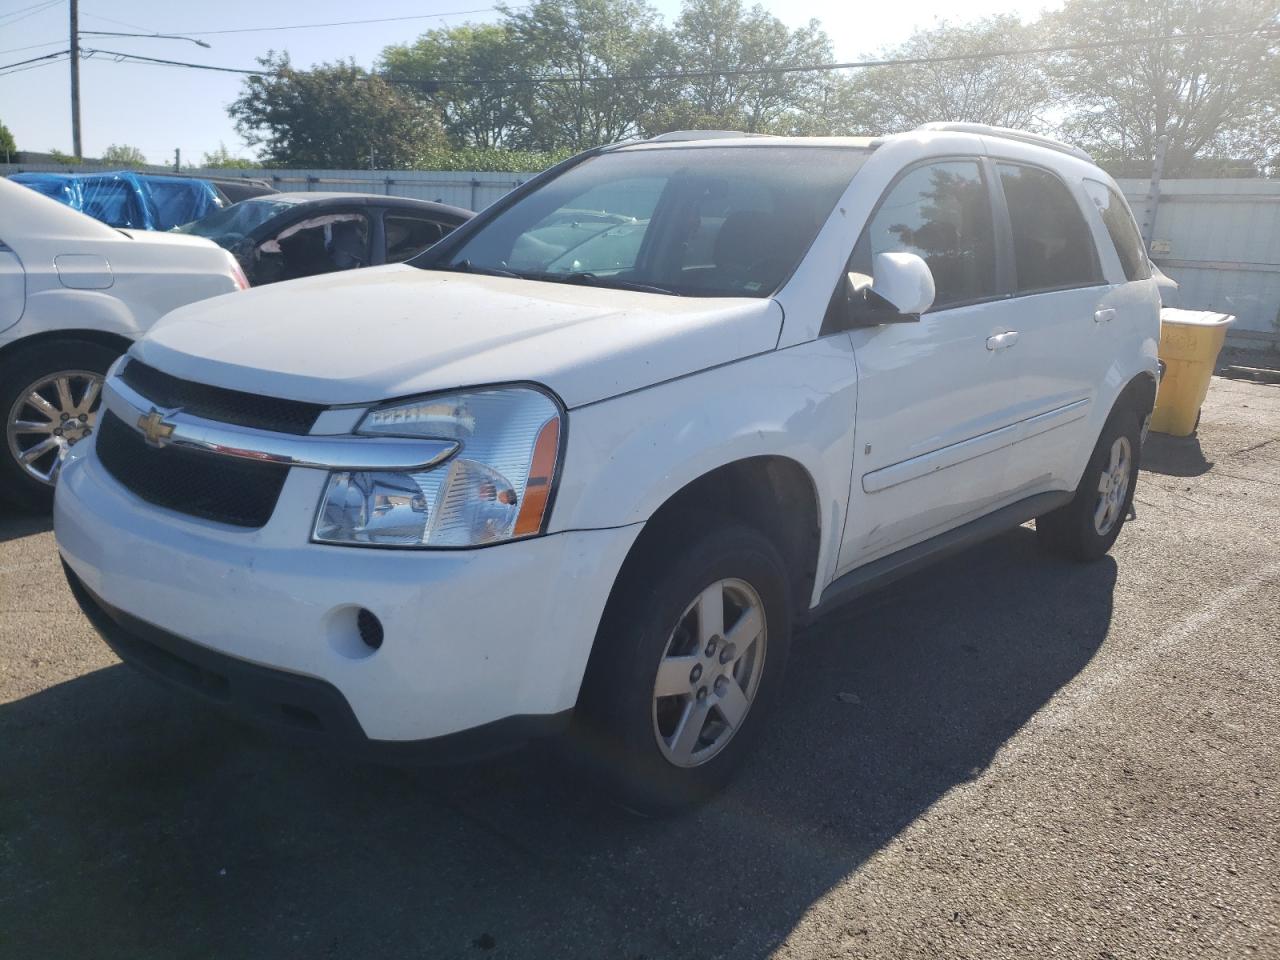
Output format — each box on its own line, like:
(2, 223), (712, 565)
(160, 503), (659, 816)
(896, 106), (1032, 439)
(0, 328), (133, 367)
(1111, 370), (1158, 426)
(598, 454), (822, 641)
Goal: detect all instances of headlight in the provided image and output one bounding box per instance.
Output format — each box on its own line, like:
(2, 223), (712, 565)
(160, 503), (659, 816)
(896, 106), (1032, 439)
(313, 386), (562, 548)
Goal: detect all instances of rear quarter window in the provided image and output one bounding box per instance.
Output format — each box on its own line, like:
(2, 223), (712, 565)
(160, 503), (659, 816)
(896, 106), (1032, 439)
(1083, 179), (1152, 281)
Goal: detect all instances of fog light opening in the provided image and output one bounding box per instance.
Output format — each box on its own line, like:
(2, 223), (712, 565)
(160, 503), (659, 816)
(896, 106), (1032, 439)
(356, 608), (384, 650)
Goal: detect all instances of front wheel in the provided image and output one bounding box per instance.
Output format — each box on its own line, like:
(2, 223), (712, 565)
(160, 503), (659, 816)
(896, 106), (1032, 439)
(1036, 410), (1142, 562)
(573, 521), (792, 814)
(1, 339), (117, 511)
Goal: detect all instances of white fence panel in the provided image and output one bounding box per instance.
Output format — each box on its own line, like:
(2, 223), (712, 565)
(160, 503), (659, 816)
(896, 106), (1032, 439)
(1118, 177), (1280, 344)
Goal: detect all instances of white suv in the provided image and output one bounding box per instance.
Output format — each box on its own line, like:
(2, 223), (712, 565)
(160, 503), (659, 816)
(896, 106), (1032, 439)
(55, 125), (1159, 812)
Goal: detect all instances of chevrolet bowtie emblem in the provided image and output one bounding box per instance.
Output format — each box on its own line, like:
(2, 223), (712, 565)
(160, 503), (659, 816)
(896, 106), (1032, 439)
(137, 407), (176, 446)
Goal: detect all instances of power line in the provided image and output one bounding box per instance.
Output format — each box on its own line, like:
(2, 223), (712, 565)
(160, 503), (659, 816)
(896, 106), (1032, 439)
(79, 26), (1280, 88)
(0, 0), (59, 27)
(0, 51), (66, 77)
(80, 10), (155, 32)
(0, 37), (65, 55)
(155, 7), (511, 37)
(0, 0), (59, 15)
(0, 48), (70, 72)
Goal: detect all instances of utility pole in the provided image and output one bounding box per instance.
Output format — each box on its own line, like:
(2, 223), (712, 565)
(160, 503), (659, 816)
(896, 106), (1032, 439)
(69, 0), (82, 159)
(174, 148), (180, 172)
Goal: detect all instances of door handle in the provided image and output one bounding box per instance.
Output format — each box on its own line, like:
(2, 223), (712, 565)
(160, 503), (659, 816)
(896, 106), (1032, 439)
(1094, 308), (1116, 323)
(986, 331), (1019, 351)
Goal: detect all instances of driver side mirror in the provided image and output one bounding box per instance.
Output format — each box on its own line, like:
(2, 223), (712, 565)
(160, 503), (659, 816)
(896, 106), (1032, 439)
(840, 252), (936, 327)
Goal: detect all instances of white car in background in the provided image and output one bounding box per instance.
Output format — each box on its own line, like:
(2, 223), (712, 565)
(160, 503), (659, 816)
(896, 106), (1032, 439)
(0, 177), (246, 509)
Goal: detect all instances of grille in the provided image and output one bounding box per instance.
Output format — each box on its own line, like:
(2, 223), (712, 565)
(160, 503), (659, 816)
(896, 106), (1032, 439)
(120, 359), (324, 435)
(96, 410), (289, 528)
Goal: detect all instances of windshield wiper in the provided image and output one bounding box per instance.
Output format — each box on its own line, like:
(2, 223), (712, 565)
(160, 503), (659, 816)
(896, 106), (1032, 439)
(545, 271), (682, 297)
(441, 259), (523, 279)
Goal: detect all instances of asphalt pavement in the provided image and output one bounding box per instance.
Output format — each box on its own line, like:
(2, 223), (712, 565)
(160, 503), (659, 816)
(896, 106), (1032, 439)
(1, 376), (1277, 959)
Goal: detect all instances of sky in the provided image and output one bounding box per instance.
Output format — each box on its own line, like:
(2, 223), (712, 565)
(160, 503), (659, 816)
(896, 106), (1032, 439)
(0, 0), (1060, 165)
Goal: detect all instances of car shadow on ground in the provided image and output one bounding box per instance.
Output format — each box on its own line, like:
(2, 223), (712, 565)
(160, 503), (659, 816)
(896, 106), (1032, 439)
(0, 509), (50, 543)
(0, 527), (1116, 959)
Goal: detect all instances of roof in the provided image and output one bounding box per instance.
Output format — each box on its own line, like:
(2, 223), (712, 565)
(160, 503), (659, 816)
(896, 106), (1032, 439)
(258, 192), (472, 217)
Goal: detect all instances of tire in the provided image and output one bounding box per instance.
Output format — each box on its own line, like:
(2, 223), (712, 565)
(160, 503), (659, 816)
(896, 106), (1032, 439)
(572, 520), (793, 815)
(0, 339), (119, 512)
(1035, 408), (1142, 562)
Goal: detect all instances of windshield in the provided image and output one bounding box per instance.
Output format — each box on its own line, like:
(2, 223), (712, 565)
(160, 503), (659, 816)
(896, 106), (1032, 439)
(427, 145), (867, 298)
(173, 198), (296, 248)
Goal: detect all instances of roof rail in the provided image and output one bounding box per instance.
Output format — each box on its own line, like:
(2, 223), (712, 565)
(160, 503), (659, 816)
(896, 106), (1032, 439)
(645, 130), (769, 143)
(915, 122), (1093, 162)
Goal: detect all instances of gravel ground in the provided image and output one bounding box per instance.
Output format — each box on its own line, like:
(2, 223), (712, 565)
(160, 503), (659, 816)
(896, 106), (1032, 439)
(1, 376), (1277, 960)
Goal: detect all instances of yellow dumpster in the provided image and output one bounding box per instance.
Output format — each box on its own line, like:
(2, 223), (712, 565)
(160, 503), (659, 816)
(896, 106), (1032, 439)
(1149, 308), (1235, 437)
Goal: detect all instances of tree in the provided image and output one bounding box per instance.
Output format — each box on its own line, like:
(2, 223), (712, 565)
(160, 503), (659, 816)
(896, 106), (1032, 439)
(47, 148), (81, 165)
(199, 142), (256, 169)
(382, 23), (531, 149)
(650, 0), (832, 135)
(502, 0), (678, 150)
(0, 120), (15, 160)
(228, 53), (447, 168)
(101, 143), (147, 166)
(1046, 0), (1280, 174)
(841, 16), (1053, 136)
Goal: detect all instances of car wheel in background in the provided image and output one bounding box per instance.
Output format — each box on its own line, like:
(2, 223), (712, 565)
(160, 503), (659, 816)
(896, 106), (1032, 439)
(572, 521), (792, 815)
(0, 339), (118, 512)
(1035, 408), (1143, 562)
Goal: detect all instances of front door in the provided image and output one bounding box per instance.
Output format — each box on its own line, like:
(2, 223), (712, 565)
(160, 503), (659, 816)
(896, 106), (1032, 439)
(836, 158), (1027, 572)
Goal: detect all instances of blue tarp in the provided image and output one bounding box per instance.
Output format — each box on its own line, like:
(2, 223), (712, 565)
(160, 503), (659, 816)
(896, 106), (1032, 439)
(8, 171), (224, 230)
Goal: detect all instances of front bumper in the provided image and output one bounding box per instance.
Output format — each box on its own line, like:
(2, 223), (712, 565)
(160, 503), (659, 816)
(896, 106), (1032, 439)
(55, 445), (641, 746)
(65, 564), (570, 762)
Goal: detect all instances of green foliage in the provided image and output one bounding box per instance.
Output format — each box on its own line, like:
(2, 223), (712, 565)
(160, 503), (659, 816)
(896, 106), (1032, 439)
(47, 148), (82, 165)
(411, 145), (573, 171)
(199, 142), (256, 169)
(1045, 0), (1280, 176)
(231, 0), (1280, 174)
(839, 17), (1053, 135)
(229, 52), (447, 168)
(646, 0), (831, 135)
(0, 121), (15, 158)
(100, 143), (147, 166)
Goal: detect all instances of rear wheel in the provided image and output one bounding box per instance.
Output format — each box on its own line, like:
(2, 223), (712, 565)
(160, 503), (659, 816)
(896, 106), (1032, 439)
(1036, 410), (1142, 561)
(573, 521), (792, 814)
(0, 340), (117, 511)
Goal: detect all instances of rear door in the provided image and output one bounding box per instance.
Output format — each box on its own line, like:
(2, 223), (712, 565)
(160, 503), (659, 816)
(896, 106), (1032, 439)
(991, 162), (1111, 494)
(837, 158), (1027, 570)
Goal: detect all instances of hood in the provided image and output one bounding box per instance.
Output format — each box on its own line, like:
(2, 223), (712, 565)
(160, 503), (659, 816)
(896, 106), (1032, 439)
(134, 265), (783, 409)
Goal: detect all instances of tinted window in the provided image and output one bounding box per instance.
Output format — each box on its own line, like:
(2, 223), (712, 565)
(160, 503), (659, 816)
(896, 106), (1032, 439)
(855, 160), (996, 309)
(998, 164), (1101, 292)
(1083, 179), (1151, 281)
(385, 215), (449, 263)
(434, 146), (868, 298)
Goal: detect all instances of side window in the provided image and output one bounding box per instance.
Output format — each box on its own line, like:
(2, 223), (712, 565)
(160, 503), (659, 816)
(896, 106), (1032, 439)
(1083, 180), (1152, 281)
(385, 215), (450, 263)
(854, 160), (996, 309)
(255, 212), (370, 284)
(997, 164), (1102, 292)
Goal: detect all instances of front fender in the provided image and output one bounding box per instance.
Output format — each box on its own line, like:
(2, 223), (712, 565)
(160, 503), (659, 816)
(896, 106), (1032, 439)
(548, 336), (859, 602)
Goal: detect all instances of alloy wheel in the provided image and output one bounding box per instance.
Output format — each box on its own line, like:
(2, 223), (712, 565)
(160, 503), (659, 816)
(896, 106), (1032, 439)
(1093, 434), (1132, 535)
(651, 577), (767, 768)
(5, 370), (104, 485)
